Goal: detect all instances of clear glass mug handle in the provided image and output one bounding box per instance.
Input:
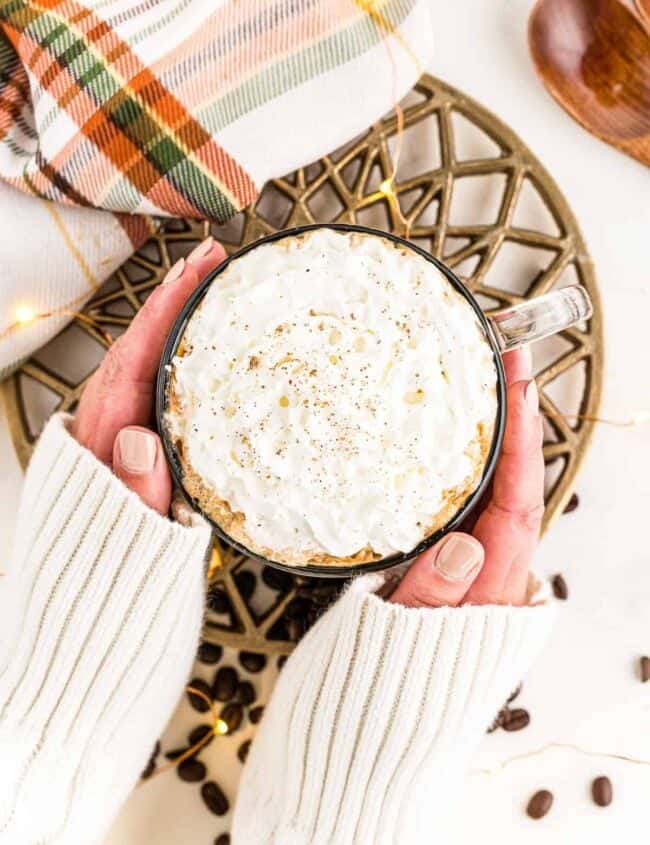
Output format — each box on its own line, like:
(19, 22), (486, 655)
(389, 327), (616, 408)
(488, 285), (593, 351)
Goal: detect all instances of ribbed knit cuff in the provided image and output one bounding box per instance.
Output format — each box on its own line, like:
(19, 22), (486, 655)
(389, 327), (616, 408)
(0, 414), (211, 843)
(233, 577), (554, 845)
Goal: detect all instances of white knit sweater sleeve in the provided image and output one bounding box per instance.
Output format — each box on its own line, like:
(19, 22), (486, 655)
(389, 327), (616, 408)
(232, 577), (554, 845)
(0, 415), (211, 845)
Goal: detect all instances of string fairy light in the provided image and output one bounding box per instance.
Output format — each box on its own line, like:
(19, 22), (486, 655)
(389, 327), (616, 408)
(143, 685), (230, 782)
(1, 302), (114, 347)
(544, 409), (650, 429)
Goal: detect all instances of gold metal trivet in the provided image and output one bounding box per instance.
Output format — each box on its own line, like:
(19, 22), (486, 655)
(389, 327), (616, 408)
(1, 75), (603, 660)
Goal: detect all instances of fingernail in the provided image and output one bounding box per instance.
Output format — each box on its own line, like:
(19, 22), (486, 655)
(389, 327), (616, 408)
(434, 534), (483, 581)
(525, 378), (539, 415)
(117, 428), (157, 475)
(187, 236), (214, 264)
(163, 257), (185, 285)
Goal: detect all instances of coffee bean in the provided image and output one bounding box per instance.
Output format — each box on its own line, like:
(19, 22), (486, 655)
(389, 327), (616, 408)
(207, 587), (231, 614)
(592, 776), (613, 807)
(220, 702), (244, 732)
(503, 708), (530, 732)
(508, 684), (522, 703)
(198, 641), (223, 665)
(165, 747), (188, 761)
(640, 656), (650, 683)
(262, 566), (293, 591)
(563, 492), (580, 513)
(234, 681), (256, 706)
(141, 740), (160, 779)
(239, 651), (267, 673)
(526, 789), (553, 819)
(187, 678), (212, 713)
(249, 705), (264, 724)
(234, 570), (256, 600)
(311, 585), (339, 606)
(487, 707), (509, 733)
(177, 758), (206, 782)
(552, 574), (568, 600)
(188, 724), (214, 749)
(286, 597), (312, 619)
(238, 739), (251, 763)
(213, 666), (238, 701)
(215, 835), (230, 845)
(201, 781), (229, 815)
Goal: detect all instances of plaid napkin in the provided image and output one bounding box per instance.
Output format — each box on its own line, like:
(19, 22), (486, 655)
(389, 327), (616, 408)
(0, 0), (432, 376)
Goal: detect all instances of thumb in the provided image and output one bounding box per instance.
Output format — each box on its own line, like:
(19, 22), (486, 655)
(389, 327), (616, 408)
(113, 426), (172, 516)
(389, 532), (485, 608)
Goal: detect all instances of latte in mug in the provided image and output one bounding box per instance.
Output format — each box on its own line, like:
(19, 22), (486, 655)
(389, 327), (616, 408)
(166, 228), (498, 567)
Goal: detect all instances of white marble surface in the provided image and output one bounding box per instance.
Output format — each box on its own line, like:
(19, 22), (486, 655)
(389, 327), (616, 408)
(2, 0), (649, 841)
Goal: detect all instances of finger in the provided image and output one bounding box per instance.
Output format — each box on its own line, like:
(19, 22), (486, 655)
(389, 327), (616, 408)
(502, 345), (533, 385)
(74, 237), (226, 464)
(113, 427), (172, 515)
(389, 533), (485, 608)
(465, 378), (544, 605)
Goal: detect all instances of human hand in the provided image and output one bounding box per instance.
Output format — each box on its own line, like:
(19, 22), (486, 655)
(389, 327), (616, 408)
(389, 348), (544, 608)
(71, 237), (226, 514)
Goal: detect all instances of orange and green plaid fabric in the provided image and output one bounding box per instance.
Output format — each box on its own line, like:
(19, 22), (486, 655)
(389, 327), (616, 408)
(0, 0), (419, 222)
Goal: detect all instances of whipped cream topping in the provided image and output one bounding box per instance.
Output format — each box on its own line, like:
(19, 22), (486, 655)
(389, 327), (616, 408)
(168, 229), (498, 561)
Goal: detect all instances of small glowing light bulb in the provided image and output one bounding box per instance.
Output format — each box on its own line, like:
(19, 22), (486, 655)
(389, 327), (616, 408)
(379, 178), (394, 197)
(214, 718), (229, 736)
(15, 304), (36, 325)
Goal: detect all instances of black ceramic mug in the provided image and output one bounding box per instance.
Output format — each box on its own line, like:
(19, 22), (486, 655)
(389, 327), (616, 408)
(156, 223), (592, 577)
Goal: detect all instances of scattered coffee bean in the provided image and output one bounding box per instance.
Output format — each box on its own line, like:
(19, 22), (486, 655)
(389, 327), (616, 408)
(286, 597), (312, 618)
(187, 679), (212, 713)
(552, 574), (569, 600)
(592, 776), (613, 807)
(311, 585), (339, 606)
(215, 835), (230, 845)
(487, 707), (509, 733)
(277, 655), (288, 670)
(239, 651), (267, 673)
(640, 656), (650, 683)
(188, 724), (214, 749)
(238, 739), (251, 763)
(213, 667), (238, 702)
(262, 566), (293, 591)
(165, 747), (188, 761)
(220, 702), (244, 732)
(141, 740), (160, 779)
(177, 758), (207, 782)
(234, 681), (256, 706)
(234, 570), (256, 600)
(507, 684), (522, 703)
(207, 587), (231, 614)
(503, 708), (530, 732)
(526, 789), (553, 819)
(201, 781), (229, 816)
(198, 641), (223, 665)
(249, 705), (264, 724)
(563, 492), (580, 514)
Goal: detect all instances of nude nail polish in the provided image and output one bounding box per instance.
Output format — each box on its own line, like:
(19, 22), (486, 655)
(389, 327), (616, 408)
(117, 429), (157, 474)
(163, 257), (185, 285)
(434, 534), (483, 581)
(187, 236), (214, 264)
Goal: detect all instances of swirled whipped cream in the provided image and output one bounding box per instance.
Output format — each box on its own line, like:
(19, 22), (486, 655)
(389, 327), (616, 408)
(167, 229), (498, 565)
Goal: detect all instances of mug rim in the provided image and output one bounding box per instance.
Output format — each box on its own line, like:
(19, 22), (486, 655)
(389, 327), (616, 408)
(155, 223), (507, 579)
